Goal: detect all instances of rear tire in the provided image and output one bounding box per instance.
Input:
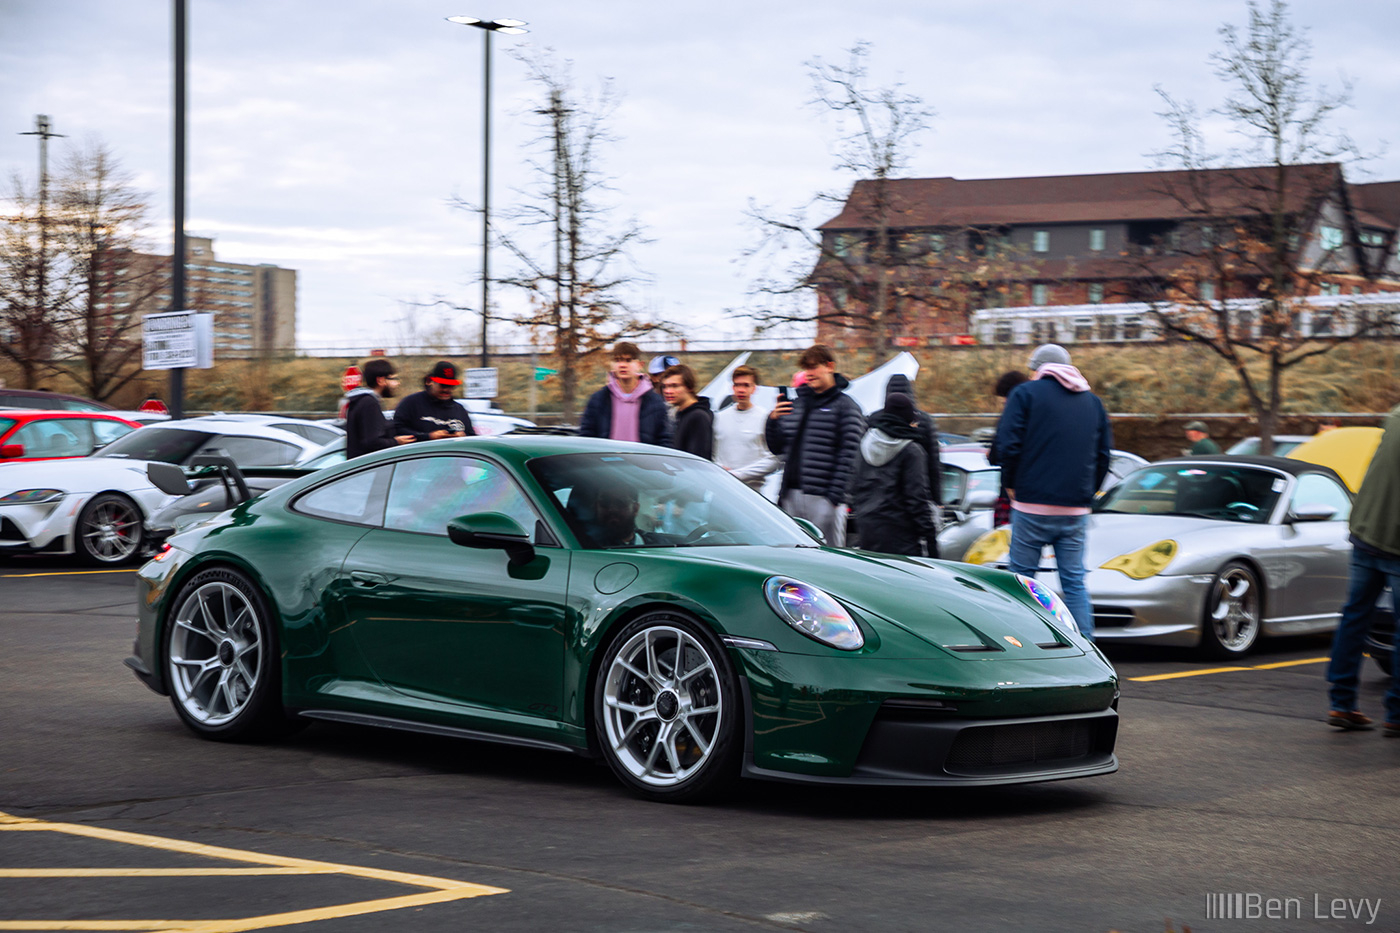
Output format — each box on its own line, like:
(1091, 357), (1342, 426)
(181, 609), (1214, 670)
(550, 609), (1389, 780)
(164, 567), (299, 741)
(594, 611), (742, 802)
(1199, 561), (1262, 659)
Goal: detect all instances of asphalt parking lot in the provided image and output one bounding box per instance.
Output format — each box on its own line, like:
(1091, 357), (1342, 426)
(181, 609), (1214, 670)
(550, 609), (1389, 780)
(2, 557), (1397, 932)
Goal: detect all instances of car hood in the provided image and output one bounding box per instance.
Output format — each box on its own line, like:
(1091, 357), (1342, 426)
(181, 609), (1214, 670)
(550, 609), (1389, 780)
(644, 545), (1084, 660)
(1084, 513), (1249, 565)
(0, 457), (157, 494)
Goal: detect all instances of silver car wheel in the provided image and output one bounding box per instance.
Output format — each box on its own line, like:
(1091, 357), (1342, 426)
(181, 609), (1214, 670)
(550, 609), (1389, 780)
(1207, 564), (1260, 654)
(601, 624), (724, 788)
(168, 581), (264, 726)
(78, 494), (142, 563)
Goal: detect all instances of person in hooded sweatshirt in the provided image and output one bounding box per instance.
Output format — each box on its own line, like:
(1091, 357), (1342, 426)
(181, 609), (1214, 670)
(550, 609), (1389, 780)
(660, 364), (713, 459)
(868, 373), (943, 555)
(765, 344), (866, 547)
(343, 358), (415, 459)
(579, 342), (672, 446)
(993, 344), (1112, 638)
(846, 393), (939, 557)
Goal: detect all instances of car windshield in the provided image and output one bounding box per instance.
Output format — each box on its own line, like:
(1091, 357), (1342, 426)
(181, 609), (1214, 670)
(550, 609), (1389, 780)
(1097, 463), (1284, 523)
(91, 427), (215, 464)
(1225, 437), (1303, 456)
(529, 451), (814, 549)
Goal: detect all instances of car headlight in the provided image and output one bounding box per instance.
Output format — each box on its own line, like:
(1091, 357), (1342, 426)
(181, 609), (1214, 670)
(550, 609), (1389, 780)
(0, 488), (66, 505)
(1016, 574), (1079, 635)
(763, 577), (864, 650)
(964, 526), (1010, 565)
(1100, 539), (1178, 579)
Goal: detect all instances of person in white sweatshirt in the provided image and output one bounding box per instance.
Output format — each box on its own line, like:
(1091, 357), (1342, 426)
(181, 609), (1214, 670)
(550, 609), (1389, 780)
(712, 365), (780, 492)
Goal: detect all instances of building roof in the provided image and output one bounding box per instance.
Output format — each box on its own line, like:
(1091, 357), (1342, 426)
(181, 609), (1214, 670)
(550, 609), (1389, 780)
(819, 163), (1348, 231)
(1349, 181), (1400, 229)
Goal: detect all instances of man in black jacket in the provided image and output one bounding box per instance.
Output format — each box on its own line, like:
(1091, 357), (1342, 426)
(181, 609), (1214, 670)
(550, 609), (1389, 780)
(847, 393), (938, 556)
(392, 361), (476, 441)
(868, 373), (942, 555)
(765, 345), (866, 546)
(343, 358), (414, 459)
(661, 364), (713, 459)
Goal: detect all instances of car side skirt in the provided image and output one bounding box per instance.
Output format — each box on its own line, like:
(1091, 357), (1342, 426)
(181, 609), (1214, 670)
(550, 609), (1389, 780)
(294, 709), (590, 757)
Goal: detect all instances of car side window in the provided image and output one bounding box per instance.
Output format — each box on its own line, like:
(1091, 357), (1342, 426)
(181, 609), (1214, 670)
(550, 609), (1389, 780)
(1291, 473), (1351, 521)
(91, 419), (135, 448)
(384, 455), (542, 541)
(11, 419), (92, 457)
(197, 435), (301, 466)
(292, 466), (392, 525)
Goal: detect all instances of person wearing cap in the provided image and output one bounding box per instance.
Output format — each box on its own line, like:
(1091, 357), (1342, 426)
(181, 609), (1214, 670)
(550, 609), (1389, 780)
(993, 344), (1112, 638)
(647, 354), (681, 392)
(579, 342), (672, 446)
(1184, 420), (1220, 455)
(343, 358), (415, 458)
(846, 392), (939, 556)
(392, 360), (476, 442)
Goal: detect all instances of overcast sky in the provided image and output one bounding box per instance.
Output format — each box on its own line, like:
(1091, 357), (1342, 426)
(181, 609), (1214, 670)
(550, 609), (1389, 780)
(3, 0), (1398, 352)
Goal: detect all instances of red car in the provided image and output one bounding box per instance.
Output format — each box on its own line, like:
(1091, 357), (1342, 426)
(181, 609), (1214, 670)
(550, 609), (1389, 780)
(0, 411), (142, 462)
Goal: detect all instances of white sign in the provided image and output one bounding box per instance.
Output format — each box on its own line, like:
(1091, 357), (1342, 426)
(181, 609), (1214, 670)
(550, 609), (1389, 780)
(464, 367), (498, 399)
(142, 311), (214, 370)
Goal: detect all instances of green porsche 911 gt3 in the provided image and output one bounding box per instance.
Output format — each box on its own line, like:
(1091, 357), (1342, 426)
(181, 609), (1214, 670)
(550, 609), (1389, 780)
(126, 436), (1118, 801)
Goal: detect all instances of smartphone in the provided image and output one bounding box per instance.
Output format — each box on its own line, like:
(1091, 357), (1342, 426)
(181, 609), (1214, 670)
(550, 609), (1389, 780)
(778, 386), (793, 403)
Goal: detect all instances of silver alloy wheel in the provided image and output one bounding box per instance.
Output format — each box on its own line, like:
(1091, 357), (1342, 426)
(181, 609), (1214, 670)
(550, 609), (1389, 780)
(79, 495), (141, 562)
(1208, 566), (1259, 652)
(168, 581), (264, 726)
(601, 624), (724, 788)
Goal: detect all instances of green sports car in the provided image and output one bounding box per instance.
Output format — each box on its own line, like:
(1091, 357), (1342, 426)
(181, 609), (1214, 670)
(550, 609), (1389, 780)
(126, 436), (1119, 802)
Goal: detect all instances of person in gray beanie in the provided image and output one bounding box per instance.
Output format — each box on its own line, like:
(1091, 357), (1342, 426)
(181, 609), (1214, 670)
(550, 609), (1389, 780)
(992, 344), (1112, 637)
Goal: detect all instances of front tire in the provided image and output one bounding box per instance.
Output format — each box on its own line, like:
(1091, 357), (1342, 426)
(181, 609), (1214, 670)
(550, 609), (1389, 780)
(76, 493), (144, 565)
(594, 612), (741, 802)
(1199, 561), (1262, 659)
(164, 567), (293, 741)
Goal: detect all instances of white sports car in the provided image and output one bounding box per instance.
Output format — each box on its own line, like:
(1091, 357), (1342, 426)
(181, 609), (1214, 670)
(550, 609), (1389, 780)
(0, 417), (332, 565)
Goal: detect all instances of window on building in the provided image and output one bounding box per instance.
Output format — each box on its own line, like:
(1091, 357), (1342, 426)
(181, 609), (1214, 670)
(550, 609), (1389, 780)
(1319, 225), (1344, 251)
(993, 321), (1013, 344)
(1033, 230), (1049, 253)
(832, 288), (849, 309)
(1087, 283), (1105, 303)
(1319, 282), (1342, 296)
(1074, 317), (1094, 342)
(1200, 281), (1216, 302)
(1311, 312), (1333, 336)
(927, 232), (945, 254)
(1122, 315), (1143, 340)
(1089, 229), (1105, 252)
(1360, 230), (1386, 247)
(1032, 284), (1050, 305)
(1096, 315), (1118, 341)
(1200, 225), (1215, 248)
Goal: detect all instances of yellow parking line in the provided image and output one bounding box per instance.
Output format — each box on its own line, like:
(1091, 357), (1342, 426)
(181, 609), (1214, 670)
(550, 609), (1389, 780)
(0, 811), (508, 931)
(0, 569), (138, 578)
(1129, 657), (1330, 681)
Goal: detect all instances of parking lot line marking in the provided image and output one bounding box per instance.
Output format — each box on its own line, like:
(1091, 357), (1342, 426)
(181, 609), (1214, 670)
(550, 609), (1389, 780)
(0, 811), (508, 931)
(1128, 657), (1330, 681)
(0, 569), (139, 578)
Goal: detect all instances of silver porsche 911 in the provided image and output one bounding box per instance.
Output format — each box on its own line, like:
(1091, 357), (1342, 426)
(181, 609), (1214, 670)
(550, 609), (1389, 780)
(965, 456), (1354, 658)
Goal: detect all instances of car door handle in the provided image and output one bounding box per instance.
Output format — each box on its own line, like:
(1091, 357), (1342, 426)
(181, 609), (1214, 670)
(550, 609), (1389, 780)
(351, 571), (390, 588)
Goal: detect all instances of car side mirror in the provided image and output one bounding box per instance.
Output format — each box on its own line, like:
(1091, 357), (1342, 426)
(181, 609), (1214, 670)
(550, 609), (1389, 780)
(147, 462), (194, 496)
(1289, 504), (1338, 523)
(0, 443), (23, 459)
(966, 488), (998, 510)
(793, 517), (826, 544)
(447, 512), (535, 563)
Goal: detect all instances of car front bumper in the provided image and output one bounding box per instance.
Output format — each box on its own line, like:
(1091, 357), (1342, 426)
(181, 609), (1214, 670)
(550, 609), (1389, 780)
(0, 494), (88, 555)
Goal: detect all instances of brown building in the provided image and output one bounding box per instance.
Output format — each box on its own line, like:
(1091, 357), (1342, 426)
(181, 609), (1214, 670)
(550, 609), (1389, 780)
(812, 164), (1400, 349)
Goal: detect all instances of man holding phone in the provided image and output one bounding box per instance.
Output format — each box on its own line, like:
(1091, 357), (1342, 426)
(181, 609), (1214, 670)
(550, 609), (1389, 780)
(765, 345), (866, 545)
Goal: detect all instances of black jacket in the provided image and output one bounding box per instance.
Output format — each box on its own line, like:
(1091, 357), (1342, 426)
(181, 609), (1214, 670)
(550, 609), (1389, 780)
(765, 374), (866, 505)
(671, 397), (714, 459)
(391, 391), (475, 441)
(343, 389), (397, 459)
(846, 411), (939, 556)
(870, 373), (942, 505)
(578, 384), (672, 446)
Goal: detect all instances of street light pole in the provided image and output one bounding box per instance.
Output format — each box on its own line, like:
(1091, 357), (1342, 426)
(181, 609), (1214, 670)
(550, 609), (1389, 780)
(446, 15), (528, 370)
(19, 115), (65, 378)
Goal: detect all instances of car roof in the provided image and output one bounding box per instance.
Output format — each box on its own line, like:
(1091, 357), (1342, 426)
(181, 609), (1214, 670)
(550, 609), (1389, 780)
(1148, 454), (1346, 483)
(0, 409), (140, 424)
(137, 417), (325, 448)
(0, 389), (114, 411)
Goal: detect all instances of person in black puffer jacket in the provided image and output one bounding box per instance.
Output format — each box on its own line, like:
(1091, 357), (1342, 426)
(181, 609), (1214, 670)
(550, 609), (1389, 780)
(846, 393), (939, 556)
(765, 345), (866, 546)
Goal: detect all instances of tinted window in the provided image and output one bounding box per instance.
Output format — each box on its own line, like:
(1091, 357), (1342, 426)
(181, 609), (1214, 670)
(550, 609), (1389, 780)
(196, 435), (302, 467)
(1291, 473), (1351, 521)
(93, 427), (214, 463)
(292, 466), (391, 525)
(385, 456), (541, 541)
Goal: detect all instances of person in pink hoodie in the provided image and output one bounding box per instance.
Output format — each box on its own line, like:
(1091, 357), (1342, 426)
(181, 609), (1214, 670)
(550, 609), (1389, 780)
(992, 343), (1113, 638)
(578, 342), (672, 446)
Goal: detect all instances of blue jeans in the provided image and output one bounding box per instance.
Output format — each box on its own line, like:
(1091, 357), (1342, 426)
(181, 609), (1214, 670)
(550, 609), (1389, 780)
(1326, 547), (1400, 721)
(1008, 510), (1093, 638)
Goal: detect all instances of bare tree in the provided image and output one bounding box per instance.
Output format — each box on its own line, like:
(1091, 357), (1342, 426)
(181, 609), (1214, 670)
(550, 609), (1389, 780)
(744, 42), (942, 363)
(0, 172), (73, 388)
(1142, 0), (1386, 453)
(453, 53), (663, 420)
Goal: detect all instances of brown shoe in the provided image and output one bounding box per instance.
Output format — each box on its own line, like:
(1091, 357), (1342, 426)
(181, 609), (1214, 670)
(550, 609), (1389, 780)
(1328, 710), (1374, 730)
(1384, 722), (1400, 738)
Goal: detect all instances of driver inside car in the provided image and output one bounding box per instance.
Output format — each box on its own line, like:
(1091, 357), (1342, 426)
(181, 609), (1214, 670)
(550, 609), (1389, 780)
(578, 483), (655, 548)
